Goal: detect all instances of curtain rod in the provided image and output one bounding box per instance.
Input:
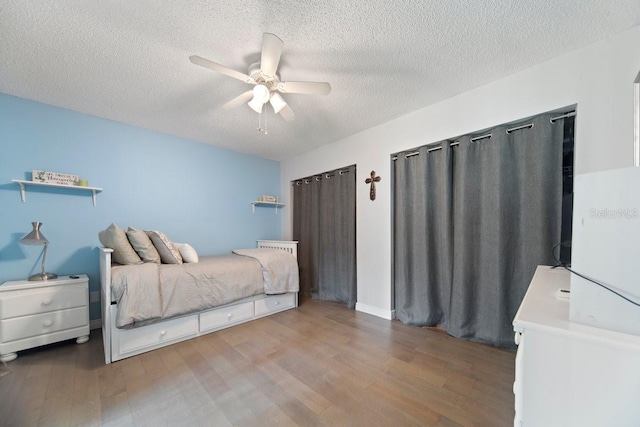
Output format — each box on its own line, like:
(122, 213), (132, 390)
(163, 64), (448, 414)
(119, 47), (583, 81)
(506, 123), (533, 134)
(470, 133), (492, 143)
(293, 168), (351, 185)
(392, 111), (575, 160)
(550, 111), (576, 123)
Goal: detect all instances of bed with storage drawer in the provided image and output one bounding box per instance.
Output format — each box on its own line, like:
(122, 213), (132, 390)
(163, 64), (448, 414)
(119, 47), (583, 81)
(99, 240), (298, 364)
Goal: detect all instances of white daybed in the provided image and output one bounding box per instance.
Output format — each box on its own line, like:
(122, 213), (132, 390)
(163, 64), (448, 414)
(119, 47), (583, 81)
(100, 240), (298, 364)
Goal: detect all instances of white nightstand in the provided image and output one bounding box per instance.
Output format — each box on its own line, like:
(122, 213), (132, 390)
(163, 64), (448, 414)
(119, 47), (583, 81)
(0, 275), (90, 362)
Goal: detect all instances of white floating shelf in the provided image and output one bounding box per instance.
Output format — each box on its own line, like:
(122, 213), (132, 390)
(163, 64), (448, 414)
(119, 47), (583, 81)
(251, 201), (285, 214)
(12, 179), (103, 207)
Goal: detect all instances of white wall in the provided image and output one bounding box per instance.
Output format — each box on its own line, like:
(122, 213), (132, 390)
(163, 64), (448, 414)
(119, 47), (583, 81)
(280, 26), (640, 319)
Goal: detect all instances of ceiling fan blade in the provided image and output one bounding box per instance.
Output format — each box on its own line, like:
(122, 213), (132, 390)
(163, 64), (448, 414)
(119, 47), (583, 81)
(223, 91), (254, 109)
(278, 104), (295, 121)
(189, 55), (255, 84)
(277, 81), (331, 95)
(260, 33), (283, 78)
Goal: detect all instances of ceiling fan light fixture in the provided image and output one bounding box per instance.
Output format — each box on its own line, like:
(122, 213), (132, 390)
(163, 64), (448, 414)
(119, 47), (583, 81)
(269, 92), (287, 114)
(248, 84), (270, 113)
(248, 97), (264, 113)
(190, 33), (330, 124)
(253, 84), (270, 103)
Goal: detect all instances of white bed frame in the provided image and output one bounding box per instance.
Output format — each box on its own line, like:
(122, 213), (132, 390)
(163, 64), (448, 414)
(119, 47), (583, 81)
(100, 240), (298, 364)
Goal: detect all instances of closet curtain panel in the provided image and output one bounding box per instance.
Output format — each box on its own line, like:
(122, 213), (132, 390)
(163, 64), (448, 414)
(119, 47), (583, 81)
(393, 114), (564, 347)
(292, 176), (320, 299)
(449, 115), (564, 347)
(293, 165), (357, 308)
(394, 144), (453, 326)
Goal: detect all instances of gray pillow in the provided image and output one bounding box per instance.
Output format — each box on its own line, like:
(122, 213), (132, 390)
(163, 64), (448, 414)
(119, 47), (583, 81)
(146, 230), (183, 264)
(126, 227), (161, 263)
(98, 223), (143, 265)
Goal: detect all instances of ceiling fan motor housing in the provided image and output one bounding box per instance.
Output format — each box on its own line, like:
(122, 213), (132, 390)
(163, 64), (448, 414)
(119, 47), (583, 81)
(248, 62), (279, 88)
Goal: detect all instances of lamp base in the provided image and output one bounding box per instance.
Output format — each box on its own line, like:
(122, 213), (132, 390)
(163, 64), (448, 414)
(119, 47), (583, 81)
(28, 272), (58, 281)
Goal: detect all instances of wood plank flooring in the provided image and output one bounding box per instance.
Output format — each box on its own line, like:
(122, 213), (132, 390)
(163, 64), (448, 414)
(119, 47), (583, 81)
(0, 300), (515, 426)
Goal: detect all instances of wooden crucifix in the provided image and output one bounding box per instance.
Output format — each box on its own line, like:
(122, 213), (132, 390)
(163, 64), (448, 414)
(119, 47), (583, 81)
(365, 170), (381, 201)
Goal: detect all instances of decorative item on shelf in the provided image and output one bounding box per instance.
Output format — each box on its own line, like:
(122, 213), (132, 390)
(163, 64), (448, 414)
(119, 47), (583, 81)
(32, 170), (79, 186)
(20, 222), (57, 281)
(258, 195), (278, 203)
(78, 179), (88, 187)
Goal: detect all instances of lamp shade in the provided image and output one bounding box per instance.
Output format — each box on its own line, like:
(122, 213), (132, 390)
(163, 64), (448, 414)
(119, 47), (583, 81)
(20, 222), (57, 281)
(248, 97), (264, 113)
(269, 92), (287, 114)
(248, 84), (270, 113)
(20, 222), (48, 245)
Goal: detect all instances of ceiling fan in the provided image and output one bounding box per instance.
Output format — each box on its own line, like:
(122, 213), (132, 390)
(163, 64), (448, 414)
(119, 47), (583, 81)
(190, 33), (331, 122)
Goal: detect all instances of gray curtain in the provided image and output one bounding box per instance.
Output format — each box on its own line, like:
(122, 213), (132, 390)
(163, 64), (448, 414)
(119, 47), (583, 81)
(293, 165), (357, 308)
(293, 176), (320, 299)
(394, 144), (453, 325)
(393, 113), (565, 347)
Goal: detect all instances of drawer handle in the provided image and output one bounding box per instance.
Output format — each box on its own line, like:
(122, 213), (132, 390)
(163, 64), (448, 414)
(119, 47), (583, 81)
(227, 313), (233, 319)
(159, 330), (167, 337)
(42, 298), (53, 306)
(275, 301), (280, 305)
(42, 319), (53, 327)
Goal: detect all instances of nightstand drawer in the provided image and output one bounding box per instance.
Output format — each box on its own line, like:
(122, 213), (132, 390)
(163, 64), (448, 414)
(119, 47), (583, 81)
(1, 306), (89, 343)
(0, 286), (87, 319)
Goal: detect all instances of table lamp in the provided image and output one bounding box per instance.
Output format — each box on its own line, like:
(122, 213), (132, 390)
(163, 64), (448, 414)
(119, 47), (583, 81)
(20, 222), (57, 281)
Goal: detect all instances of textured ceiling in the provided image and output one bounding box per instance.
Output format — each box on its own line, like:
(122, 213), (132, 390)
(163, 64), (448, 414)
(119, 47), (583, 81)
(1, 1), (639, 161)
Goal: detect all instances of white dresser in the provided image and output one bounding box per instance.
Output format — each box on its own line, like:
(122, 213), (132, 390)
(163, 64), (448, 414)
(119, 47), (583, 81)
(513, 266), (640, 426)
(0, 275), (90, 362)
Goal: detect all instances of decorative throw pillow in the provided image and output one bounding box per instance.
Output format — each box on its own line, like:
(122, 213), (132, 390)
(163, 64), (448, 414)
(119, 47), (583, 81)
(146, 230), (183, 264)
(98, 223), (143, 265)
(174, 243), (199, 263)
(126, 227), (161, 263)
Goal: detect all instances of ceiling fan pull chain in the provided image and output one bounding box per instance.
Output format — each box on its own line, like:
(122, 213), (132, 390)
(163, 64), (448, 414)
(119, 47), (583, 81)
(264, 108), (268, 135)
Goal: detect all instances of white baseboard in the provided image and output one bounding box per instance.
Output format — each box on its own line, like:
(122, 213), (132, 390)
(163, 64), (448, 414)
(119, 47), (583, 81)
(90, 319), (102, 330)
(355, 302), (395, 320)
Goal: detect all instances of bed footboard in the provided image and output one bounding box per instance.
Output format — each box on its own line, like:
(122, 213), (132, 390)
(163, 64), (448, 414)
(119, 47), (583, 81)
(257, 240), (298, 258)
(99, 247), (113, 364)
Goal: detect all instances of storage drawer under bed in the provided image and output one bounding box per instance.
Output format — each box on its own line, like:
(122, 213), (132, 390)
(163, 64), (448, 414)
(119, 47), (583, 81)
(112, 312), (198, 359)
(255, 293), (296, 317)
(199, 300), (254, 333)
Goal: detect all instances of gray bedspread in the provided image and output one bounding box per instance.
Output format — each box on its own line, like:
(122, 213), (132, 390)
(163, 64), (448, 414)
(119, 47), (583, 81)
(111, 250), (298, 329)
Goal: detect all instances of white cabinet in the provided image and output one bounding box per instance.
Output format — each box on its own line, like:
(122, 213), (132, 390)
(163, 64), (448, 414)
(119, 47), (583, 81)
(0, 275), (90, 362)
(513, 266), (640, 426)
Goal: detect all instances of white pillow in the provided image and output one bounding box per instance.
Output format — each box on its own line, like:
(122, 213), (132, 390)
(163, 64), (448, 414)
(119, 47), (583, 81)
(175, 243), (199, 263)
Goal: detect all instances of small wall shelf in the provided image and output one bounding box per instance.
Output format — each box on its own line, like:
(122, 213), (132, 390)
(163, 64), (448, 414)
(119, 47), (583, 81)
(251, 201), (285, 214)
(12, 179), (103, 207)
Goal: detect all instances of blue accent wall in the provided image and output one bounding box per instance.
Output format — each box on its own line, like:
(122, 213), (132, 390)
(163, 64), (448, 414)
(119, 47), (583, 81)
(0, 93), (282, 320)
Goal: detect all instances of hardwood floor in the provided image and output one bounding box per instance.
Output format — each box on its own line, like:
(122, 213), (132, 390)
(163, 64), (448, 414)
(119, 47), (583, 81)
(0, 300), (515, 426)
